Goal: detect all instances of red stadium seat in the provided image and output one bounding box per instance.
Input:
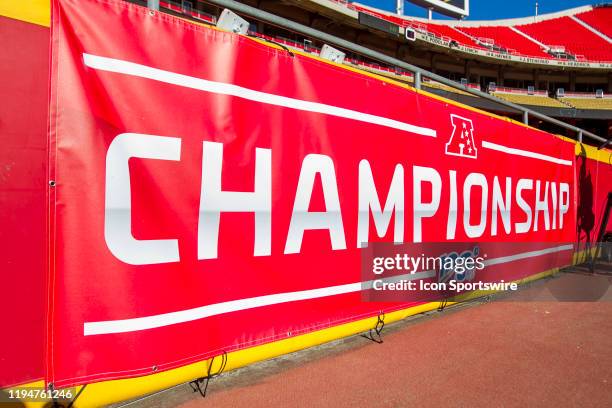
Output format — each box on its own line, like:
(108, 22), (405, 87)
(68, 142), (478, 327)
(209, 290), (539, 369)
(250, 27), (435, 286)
(422, 23), (484, 49)
(517, 16), (612, 61)
(458, 26), (550, 58)
(332, 3), (612, 63)
(575, 7), (612, 38)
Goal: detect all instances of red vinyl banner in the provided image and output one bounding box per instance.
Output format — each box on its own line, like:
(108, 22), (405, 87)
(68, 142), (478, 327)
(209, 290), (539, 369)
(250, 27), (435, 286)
(48, 0), (576, 386)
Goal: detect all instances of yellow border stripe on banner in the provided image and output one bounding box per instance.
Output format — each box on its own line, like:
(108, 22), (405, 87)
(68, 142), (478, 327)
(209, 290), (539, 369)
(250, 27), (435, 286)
(13, 266), (561, 407)
(0, 0), (50, 27)
(576, 141), (612, 164)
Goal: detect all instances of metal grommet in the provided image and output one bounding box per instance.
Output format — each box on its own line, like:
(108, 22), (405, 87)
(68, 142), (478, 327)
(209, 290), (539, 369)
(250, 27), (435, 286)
(49, 180), (56, 187)
(152, 365), (158, 372)
(149, 10), (155, 16)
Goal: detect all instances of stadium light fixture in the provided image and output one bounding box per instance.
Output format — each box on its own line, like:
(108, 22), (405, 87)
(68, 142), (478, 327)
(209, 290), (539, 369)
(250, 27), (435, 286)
(216, 8), (250, 35)
(320, 44), (346, 64)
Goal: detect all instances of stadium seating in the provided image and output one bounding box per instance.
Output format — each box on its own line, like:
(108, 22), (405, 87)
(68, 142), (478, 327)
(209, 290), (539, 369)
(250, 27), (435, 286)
(160, 1), (216, 23)
(350, 4), (409, 27)
(491, 92), (568, 108)
(560, 97), (612, 110)
(166, 1), (612, 113)
(274, 4), (612, 112)
(458, 26), (550, 58)
(348, 3), (612, 63)
(575, 7), (612, 38)
(351, 4), (484, 49)
(422, 79), (474, 96)
(420, 23), (484, 49)
(517, 16), (612, 61)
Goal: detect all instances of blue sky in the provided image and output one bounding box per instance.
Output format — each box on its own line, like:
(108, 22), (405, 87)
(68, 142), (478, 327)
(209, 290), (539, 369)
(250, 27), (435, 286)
(357, 0), (603, 20)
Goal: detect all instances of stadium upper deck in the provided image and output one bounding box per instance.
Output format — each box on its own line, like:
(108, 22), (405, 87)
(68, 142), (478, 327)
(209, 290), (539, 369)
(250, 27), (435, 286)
(158, 0), (611, 137)
(346, 2), (612, 67)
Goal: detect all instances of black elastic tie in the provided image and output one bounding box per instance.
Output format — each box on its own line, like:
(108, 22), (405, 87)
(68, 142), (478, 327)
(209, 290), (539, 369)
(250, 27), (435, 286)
(66, 384), (87, 408)
(189, 351), (228, 398)
(362, 311), (385, 344)
(438, 298), (448, 312)
(247, 33), (295, 57)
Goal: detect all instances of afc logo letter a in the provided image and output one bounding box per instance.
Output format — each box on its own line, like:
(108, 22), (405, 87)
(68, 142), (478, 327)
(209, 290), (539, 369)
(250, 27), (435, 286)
(445, 114), (477, 159)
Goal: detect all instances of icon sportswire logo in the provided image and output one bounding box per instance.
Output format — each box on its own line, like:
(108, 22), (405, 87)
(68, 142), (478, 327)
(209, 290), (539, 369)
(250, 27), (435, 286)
(445, 114), (477, 159)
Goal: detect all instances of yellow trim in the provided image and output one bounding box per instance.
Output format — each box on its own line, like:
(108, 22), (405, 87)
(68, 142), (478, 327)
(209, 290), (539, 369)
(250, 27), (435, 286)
(0, 0), (50, 27)
(572, 246), (600, 265)
(549, 135), (611, 165)
(555, 134), (577, 145)
(575, 141), (612, 165)
(9, 303), (439, 407)
(12, 264), (566, 407)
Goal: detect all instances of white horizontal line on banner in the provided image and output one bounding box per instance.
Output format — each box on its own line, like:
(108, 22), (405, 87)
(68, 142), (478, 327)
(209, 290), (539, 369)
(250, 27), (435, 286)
(481, 140), (573, 166)
(484, 244), (574, 266)
(82, 53), (437, 137)
(83, 244), (573, 336)
(84, 270), (435, 336)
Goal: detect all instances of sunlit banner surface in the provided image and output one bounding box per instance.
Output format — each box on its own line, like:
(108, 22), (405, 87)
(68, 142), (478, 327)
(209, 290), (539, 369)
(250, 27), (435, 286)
(47, 0), (575, 386)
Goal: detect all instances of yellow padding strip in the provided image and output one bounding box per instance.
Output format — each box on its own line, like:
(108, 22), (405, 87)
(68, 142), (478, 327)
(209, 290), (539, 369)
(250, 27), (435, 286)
(15, 264), (565, 407)
(11, 303), (437, 407)
(71, 265), (569, 407)
(0, 0), (50, 27)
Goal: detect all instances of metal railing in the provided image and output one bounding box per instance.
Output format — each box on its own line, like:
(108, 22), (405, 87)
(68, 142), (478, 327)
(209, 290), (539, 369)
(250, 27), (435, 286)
(165, 0), (608, 145)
